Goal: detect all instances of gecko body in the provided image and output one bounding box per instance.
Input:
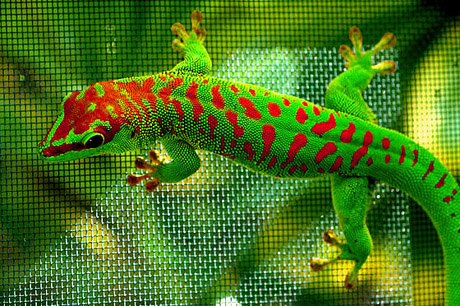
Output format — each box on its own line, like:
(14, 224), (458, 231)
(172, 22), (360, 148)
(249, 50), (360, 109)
(38, 12), (460, 304)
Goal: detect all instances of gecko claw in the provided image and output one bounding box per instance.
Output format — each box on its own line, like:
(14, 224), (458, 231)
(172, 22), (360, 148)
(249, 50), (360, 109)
(171, 10), (206, 52)
(127, 150), (163, 191)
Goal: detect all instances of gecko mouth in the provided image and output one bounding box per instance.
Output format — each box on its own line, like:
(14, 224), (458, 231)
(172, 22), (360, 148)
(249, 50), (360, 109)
(38, 142), (85, 160)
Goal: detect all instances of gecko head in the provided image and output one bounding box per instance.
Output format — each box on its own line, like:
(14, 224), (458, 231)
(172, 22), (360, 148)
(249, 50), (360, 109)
(38, 83), (141, 162)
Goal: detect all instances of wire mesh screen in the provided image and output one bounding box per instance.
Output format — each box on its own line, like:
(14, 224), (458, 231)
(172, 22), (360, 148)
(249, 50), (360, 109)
(1, 1), (459, 305)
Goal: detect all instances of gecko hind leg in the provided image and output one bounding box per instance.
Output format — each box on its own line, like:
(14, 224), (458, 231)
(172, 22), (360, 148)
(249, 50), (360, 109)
(310, 176), (374, 289)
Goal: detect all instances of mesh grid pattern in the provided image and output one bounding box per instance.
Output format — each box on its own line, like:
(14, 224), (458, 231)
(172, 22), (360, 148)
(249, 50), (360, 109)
(1, 1), (458, 305)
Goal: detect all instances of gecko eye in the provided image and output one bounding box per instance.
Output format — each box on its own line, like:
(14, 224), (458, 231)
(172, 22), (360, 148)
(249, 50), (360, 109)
(83, 133), (105, 149)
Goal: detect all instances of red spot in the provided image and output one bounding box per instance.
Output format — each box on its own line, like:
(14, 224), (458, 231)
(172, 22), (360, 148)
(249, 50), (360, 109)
(243, 142), (255, 161)
(257, 124), (276, 165)
(302, 101), (308, 107)
(318, 168), (325, 173)
(288, 165), (297, 175)
(202, 79), (209, 84)
(186, 81), (203, 122)
(230, 85), (240, 94)
(264, 92), (270, 97)
(367, 157), (373, 166)
(328, 156), (343, 173)
(422, 161), (435, 180)
(208, 114), (217, 139)
(451, 213), (456, 217)
(313, 105), (321, 116)
(220, 135), (226, 150)
(268, 155), (277, 169)
(435, 173), (447, 188)
(315, 142), (337, 164)
(211, 84), (225, 109)
(238, 97), (262, 120)
(231, 139), (237, 148)
(295, 107), (309, 124)
(412, 149), (418, 167)
(444, 196), (454, 203)
(267, 102), (281, 117)
(158, 87), (184, 121)
(225, 110), (244, 138)
(453, 189), (458, 195)
(385, 154), (391, 164)
(281, 133), (308, 169)
(249, 88), (256, 96)
(382, 137), (390, 149)
(159, 75), (166, 82)
(168, 77), (183, 89)
(340, 122), (355, 143)
(350, 131), (373, 170)
(282, 97), (291, 106)
(399, 145), (406, 165)
(299, 164), (308, 172)
(311, 113), (336, 137)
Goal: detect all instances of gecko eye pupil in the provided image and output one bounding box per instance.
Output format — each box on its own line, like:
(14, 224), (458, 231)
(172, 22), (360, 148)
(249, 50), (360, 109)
(85, 134), (105, 148)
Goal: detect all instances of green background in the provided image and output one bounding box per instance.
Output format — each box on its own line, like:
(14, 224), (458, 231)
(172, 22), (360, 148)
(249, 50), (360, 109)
(1, 1), (459, 305)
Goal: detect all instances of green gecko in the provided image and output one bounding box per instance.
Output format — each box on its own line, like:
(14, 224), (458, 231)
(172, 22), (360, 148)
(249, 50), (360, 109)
(38, 11), (459, 304)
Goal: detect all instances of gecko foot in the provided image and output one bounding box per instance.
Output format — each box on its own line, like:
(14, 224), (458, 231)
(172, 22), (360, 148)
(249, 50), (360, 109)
(126, 150), (163, 192)
(339, 27), (396, 74)
(310, 230), (367, 290)
(171, 11), (206, 52)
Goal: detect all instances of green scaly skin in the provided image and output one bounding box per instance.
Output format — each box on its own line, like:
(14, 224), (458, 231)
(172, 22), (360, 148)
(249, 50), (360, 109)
(38, 11), (459, 304)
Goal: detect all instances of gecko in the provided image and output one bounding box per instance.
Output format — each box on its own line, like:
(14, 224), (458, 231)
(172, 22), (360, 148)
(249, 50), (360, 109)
(38, 11), (459, 304)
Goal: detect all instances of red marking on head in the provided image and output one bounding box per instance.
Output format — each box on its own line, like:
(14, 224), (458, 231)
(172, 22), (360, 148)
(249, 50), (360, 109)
(249, 89), (256, 97)
(282, 97), (290, 107)
(257, 124), (276, 165)
(382, 137), (390, 149)
(159, 87), (184, 121)
(264, 92), (270, 97)
(399, 145), (406, 165)
(186, 81), (203, 122)
(211, 84), (225, 109)
(313, 106), (321, 116)
(412, 150), (418, 167)
(295, 107), (308, 124)
(302, 101), (308, 107)
(367, 157), (373, 166)
(288, 165), (297, 175)
(435, 173), (447, 188)
(385, 154), (391, 164)
(168, 77), (183, 89)
(311, 113), (336, 137)
(281, 133), (308, 169)
(328, 156), (343, 173)
(350, 131), (373, 170)
(268, 155), (277, 170)
(225, 110), (244, 138)
(243, 141), (255, 161)
(315, 142), (337, 164)
(220, 135), (226, 150)
(230, 85), (240, 94)
(267, 102), (281, 117)
(422, 161), (435, 180)
(299, 164), (308, 172)
(238, 97), (262, 120)
(208, 114), (217, 139)
(340, 122), (355, 143)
